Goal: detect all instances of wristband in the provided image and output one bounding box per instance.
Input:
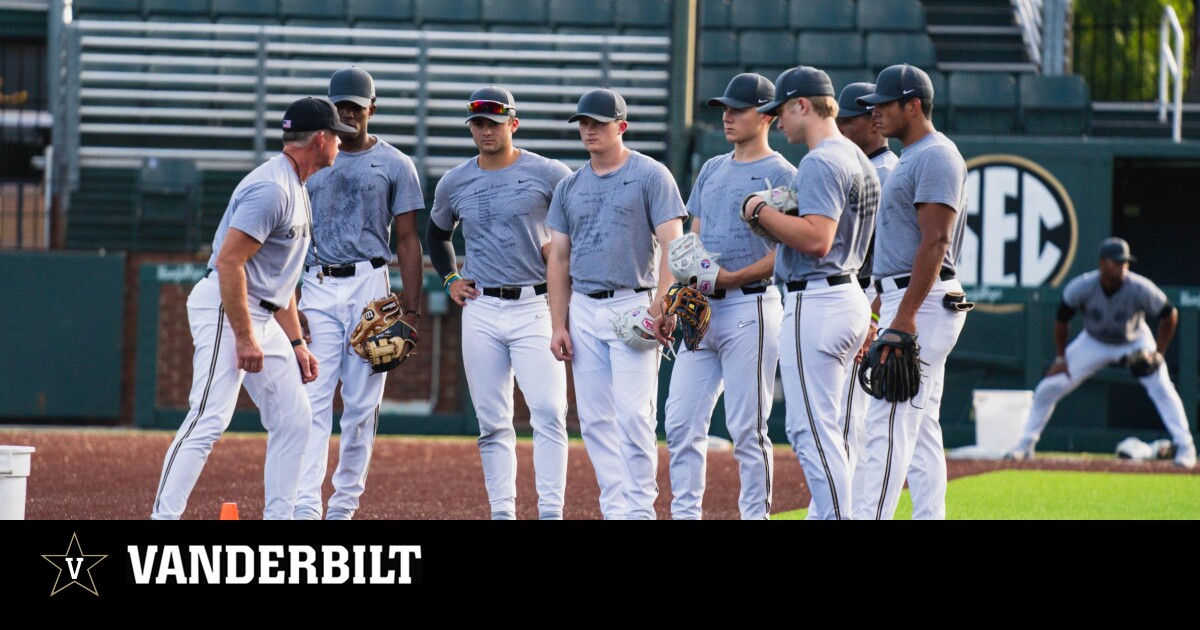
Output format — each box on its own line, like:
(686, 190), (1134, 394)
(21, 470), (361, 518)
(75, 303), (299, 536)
(290, 338), (305, 348)
(870, 312), (880, 323)
(443, 272), (461, 287)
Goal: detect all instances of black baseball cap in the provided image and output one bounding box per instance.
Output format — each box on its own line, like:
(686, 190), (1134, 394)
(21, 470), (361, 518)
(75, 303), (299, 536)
(569, 88), (628, 123)
(1099, 237), (1137, 263)
(465, 85), (517, 123)
(707, 73), (775, 109)
(756, 66), (835, 115)
(837, 82), (876, 118)
(328, 67), (375, 108)
(857, 64), (935, 106)
(282, 97), (356, 133)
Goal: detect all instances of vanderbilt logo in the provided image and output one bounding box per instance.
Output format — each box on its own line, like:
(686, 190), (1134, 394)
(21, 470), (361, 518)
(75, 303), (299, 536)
(960, 155), (1078, 290)
(42, 533), (108, 596)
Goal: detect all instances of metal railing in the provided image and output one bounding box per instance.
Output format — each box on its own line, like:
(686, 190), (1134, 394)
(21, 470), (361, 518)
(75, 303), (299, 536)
(1159, 5), (1186, 142)
(1012, 0), (1044, 70)
(1074, 8), (1194, 103)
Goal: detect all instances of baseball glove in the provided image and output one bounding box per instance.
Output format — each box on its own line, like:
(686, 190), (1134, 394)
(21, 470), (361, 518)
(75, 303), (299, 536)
(665, 285), (711, 351)
(858, 328), (923, 403)
(668, 233), (722, 295)
(1125, 349), (1163, 378)
(611, 305), (670, 357)
(740, 179), (799, 243)
(349, 293), (418, 373)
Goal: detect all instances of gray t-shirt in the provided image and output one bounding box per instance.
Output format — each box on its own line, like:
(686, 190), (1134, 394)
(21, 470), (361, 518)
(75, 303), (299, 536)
(305, 137), (423, 266)
(206, 154), (311, 307)
(858, 147), (900, 281)
(545, 150), (687, 295)
(688, 151), (796, 277)
(872, 132), (968, 278)
(1064, 270), (1169, 344)
(775, 135), (879, 283)
(429, 149), (573, 287)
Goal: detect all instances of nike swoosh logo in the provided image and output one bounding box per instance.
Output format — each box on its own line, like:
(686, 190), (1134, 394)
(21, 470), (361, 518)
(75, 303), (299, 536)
(371, 163), (385, 168)
(535, 314), (546, 320)
(757, 98), (769, 104)
(623, 180), (637, 185)
(902, 89), (915, 95)
(738, 320), (756, 328)
(751, 177), (764, 180)
(518, 179), (532, 184)
(786, 89), (798, 96)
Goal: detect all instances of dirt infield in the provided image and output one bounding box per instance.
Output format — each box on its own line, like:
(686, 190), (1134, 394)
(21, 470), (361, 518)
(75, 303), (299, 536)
(0, 427), (1193, 520)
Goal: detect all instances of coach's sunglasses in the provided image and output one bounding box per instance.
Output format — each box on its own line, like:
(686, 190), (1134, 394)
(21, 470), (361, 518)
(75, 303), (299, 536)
(468, 100), (516, 117)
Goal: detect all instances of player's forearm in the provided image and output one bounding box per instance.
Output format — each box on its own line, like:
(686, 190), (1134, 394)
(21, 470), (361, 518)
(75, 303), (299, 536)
(896, 237), (949, 325)
(1156, 308), (1178, 353)
(721, 250), (776, 288)
(1053, 320), (1070, 357)
(396, 230), (424, 313)
(215, 263), (254, 341)
(273, 293), (305, 343)
(548, 255), (571, 331)
(425, 221), (458, 280)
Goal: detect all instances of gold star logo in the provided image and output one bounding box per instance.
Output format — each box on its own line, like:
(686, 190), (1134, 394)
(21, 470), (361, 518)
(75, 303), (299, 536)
(42, 532), (107, 596)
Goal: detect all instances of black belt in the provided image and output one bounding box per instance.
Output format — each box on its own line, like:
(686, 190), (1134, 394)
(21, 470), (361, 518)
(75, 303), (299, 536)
(858, 276), (871, 290)
(204, 269), (281, 312)
(785, 274), (853, 292)
(482, 283), (548, 300)
(586, 287), (652, 300)
(711, 284), (770, 300)
(874, 268), (956, 294)
(306, 257), (388, 278)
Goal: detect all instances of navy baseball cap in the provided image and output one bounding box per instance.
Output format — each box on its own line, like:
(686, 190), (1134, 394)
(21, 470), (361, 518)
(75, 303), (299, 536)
(837, 82), (876, 118)
(1099, 237), (1137, 263)
(569, 88), (628, 123)
(328, 67), (375, 108)
(282, 97), (356, 133)
(857, 64), (935, 106)
(466, 85), (517, 123)
(757, 66), (835, 115)
(707, 73), (775, 109)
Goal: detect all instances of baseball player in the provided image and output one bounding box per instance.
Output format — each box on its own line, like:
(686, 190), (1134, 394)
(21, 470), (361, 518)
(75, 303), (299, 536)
(664, 73), (795, 520)
(851, 64), (970, 520)
(546, 88), (687, 520)
(833, 82), (899, 503)
(292, 67), (425, 521)
(152, 97), (354, 520)
(745, 66), (879, 520)
(425, 86), (573, 520)
(1006, 237), (1196, 468)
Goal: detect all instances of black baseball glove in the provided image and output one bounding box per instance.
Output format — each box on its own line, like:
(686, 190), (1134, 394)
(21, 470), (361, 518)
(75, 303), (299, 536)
(858, 328), (923, 403)
(1125, 349), (1163, 378)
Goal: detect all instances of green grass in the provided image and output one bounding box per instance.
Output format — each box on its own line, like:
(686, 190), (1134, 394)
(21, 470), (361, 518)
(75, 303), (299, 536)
(772, 470), (1200, 520)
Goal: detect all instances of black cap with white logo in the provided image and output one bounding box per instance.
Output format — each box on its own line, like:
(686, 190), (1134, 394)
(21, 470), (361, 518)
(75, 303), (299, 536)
(837, 82), (876, 118)
(282, 97), (356, 133)
(756, 66), (835, 115)
(569, 88), (628, 123)
(707, 73), (775, 110)
(857, 64), (935, 106)
(328, 67), (375, 108)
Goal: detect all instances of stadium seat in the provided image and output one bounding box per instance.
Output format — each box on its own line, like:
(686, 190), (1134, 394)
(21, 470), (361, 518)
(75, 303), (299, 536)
(482, 0), (548, 25)
(730, 0), (786, 29)
(865, 32), (937, 72)
(211, 0), (278, 19)
(615, 0), (670, 28)
(550, 0), (615, 26)
(857, 0), (926, 32)
(826, 69), (875, 94)
(738, 31), (795, 67)
(348, 0), (415, 25)
(928, 69), (948, 129)
(416, 0), (481, 24)
(699, 29), (738, 65)
(280, 0), (346, 21)
(701, 0), (731, 28)
(791, 0), (856, 31)
(488, 24), (556, 50)
(1019, 74), (1091, 135)
(948, 71), (1018, 135)
(798, 32), (864, 69)
(144, 0), (211, 18)
(72, 0), (142, 19)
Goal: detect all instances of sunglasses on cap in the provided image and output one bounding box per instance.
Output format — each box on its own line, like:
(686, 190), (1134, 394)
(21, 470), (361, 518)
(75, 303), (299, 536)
(467, 100), (516, 117)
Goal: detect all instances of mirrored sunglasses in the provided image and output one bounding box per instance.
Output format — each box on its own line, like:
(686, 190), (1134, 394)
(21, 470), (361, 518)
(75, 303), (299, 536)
(468, 100), (515, 117)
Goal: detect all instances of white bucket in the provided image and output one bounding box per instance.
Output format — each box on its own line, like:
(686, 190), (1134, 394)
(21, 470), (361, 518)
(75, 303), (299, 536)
(0, 446), (35, 520)
(972, 390), (1033, 452)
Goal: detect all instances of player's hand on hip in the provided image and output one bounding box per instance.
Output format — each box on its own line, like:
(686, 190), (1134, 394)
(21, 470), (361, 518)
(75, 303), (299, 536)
(294, 345), (319, 384)
(449, 277), (480, 307)
(1046, 356), (1070, 378)
(236, 336), (265, 373)
(550, 326), (573, 362)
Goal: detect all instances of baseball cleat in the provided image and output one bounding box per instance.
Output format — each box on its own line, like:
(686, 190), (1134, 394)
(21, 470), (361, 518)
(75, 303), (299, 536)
(1004, 444), (1035, 461)
(1174, 443), (1197, 469)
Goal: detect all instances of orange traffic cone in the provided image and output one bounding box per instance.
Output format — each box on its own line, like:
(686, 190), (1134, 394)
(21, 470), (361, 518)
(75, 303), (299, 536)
(219, 502), (240, 520)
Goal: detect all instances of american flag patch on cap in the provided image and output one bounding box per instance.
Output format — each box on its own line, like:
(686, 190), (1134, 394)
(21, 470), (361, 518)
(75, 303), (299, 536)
(283, 119), (292, 129)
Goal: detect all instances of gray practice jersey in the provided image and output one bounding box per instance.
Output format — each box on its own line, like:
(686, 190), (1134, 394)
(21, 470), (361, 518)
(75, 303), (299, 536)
(1063, 270), (1170, 344)
(546, 150), (687, 295)
(871, 132), (968, 278)
(688, 151), (796, 278)
(305, 137), (423, 266)
(775, 135), (879, 283)
(429, 149), (573, 287)
(206, 155), (311, 307)
(858, 147), (900, 281)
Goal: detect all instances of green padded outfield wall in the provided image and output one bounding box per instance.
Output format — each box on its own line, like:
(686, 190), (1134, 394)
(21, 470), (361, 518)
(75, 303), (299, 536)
(0, 251), (126, 419)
